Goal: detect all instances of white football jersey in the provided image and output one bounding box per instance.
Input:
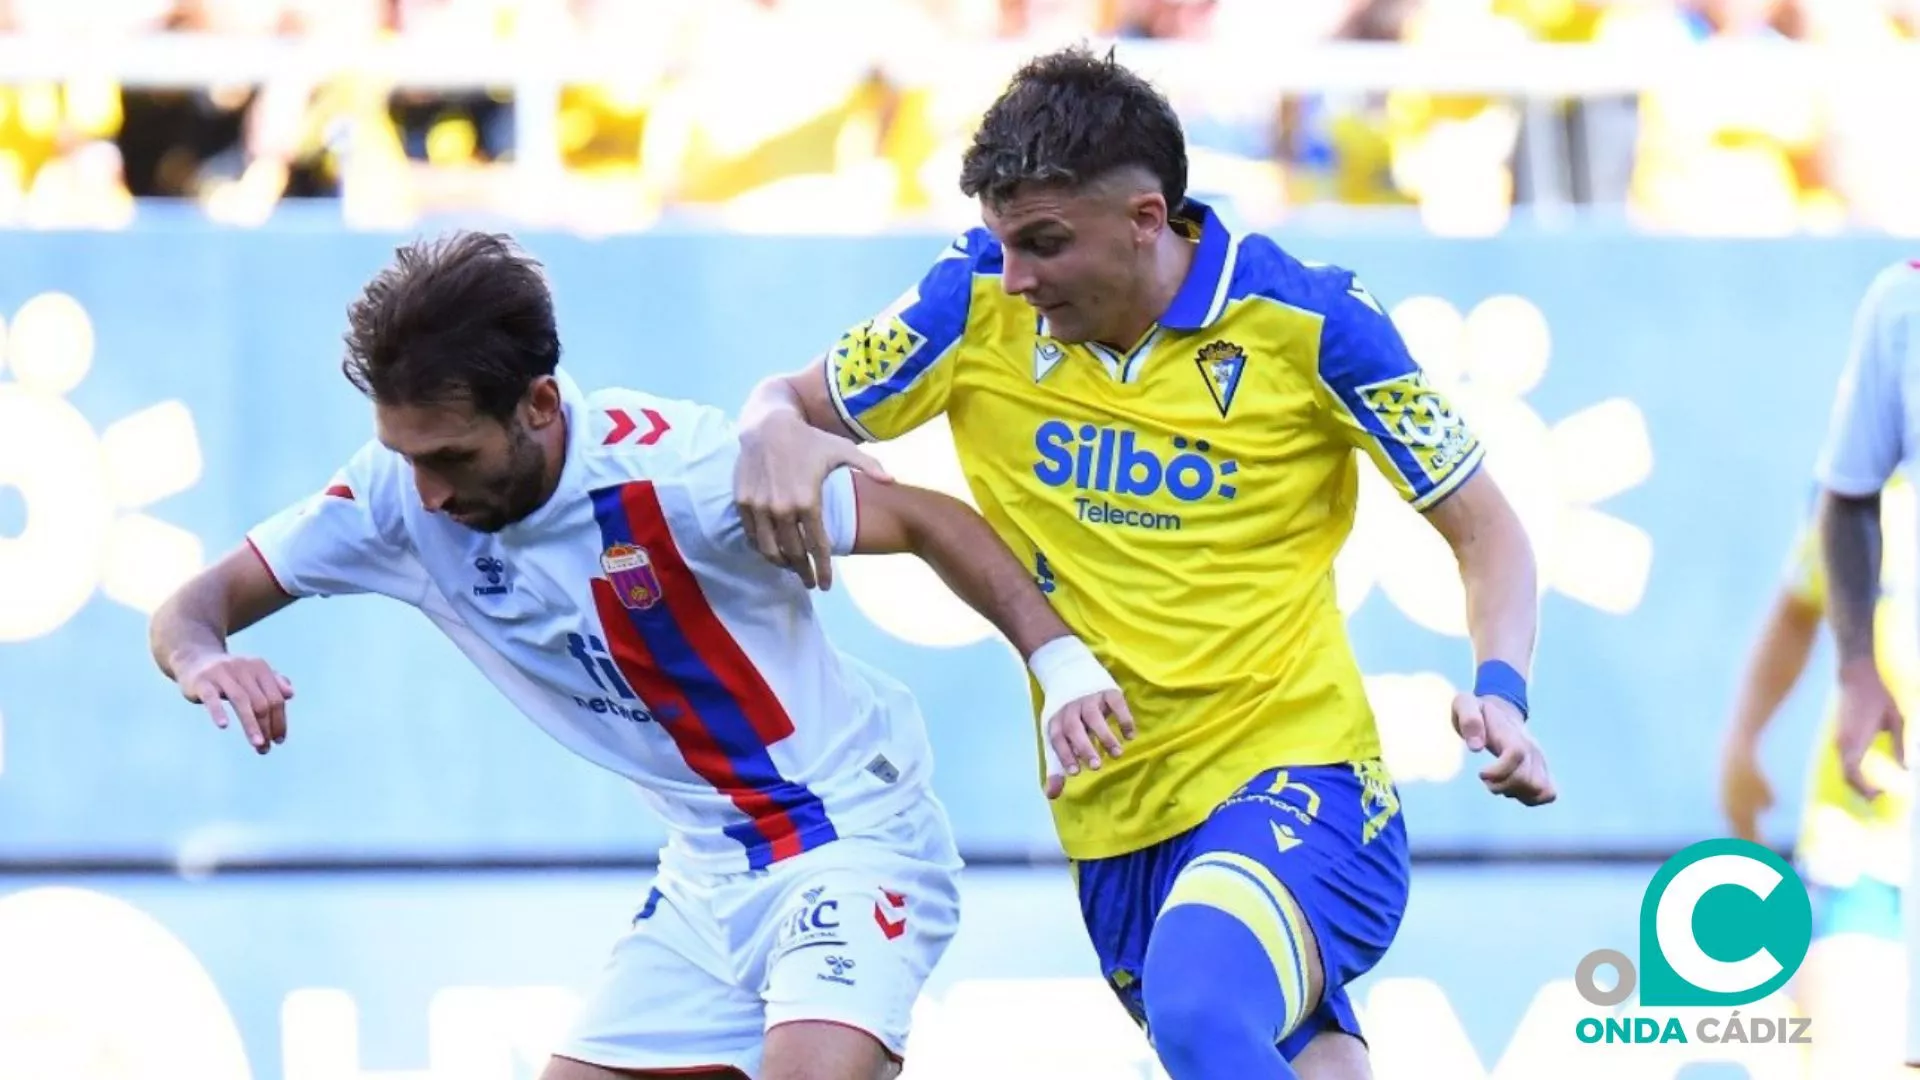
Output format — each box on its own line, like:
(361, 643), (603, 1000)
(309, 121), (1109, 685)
(246, 369), (934, 876)
(1811, 260), (1920, 1065)
(1818, 260), (1920, 503)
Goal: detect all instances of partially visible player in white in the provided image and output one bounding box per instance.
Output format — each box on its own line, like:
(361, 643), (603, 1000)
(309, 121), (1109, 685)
(146, 232), (1133, 1080)
(1812, 258), (1920, 1076)
(1717, 480), (1916, 1080)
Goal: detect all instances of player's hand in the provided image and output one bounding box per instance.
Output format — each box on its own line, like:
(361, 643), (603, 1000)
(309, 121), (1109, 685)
(176, 651), (294, 755)
(1044, 689), (1135, 800)
(1836, 656), (1907, 799)
(735, 412), (892, 591)
(1452, 693), (1555, 806)
(1719, 734), (1773, 842)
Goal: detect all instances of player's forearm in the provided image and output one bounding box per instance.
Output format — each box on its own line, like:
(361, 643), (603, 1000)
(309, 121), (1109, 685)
(1819, 489), (1882, 667)
(150, 577), (237, 680)
(1429, 475), (1538, 677)
(150, 547), (294, 679)
(740, 364), (848, 438)
(1728, 596), (1822, 743)
(740, 373), (808, 430)
(903, 496), (1074, 659)
(1455, 513), (1539, 677)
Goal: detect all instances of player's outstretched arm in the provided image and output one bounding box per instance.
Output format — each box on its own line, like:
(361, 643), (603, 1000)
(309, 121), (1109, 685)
(1423, 470), (1556, 806)
(1313, 267), (1553, 805)
(149, 545), (298, 755)
(738, 233), (981, 590)
(1720, 587), (1823, 840)
(845, 473), (1135, 798)
(739, 359), (854, 438)
(1821, 490), (1882, 670)
(1819, 488), (1905, 796)
(1812, 262), (1913, 795)
(736, 360), (894, 591)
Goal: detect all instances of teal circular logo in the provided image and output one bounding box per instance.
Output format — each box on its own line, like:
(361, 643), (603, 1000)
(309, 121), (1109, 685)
(1634, 838), (1813, 1007)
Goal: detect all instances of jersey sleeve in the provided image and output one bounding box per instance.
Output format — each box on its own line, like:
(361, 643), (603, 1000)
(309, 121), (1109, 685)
(244, 441), (430, 604)
(685, 428), (861, 558)
(1816, 266), (1912, 498)
(1314, 271), (1486, 510)
(819, 467), (859, 555)
(824, 230), (984, 443)
(1780, 518), (1829, 610)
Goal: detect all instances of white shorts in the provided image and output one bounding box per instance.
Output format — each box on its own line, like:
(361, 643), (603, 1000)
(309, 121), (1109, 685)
(556, 794), (962, 1076)
(1908, 805), (1920, 1064)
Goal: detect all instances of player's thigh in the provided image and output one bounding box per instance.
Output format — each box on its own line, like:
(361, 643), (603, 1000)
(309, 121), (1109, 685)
(760, 1020), (898, 1080)
(1162, 762), (1410, 1044)
(759, 801), (961, 1068)
(555, 886), (766, 1077)
(1292, 1030), (1373, 1080)
(1071, 833), (1186, 1029)
(539, 1057), (745, 1080)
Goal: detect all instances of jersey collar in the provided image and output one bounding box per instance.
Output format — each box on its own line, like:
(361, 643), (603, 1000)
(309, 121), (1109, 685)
(1158, 198), (1237, 332)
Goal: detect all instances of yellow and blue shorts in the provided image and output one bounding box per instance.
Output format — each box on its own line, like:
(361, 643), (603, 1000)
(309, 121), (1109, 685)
(1072, 761), (1411, 1058)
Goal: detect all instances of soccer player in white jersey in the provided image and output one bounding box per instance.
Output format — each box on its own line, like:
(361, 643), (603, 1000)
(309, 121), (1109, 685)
(1718, 479), (1916, 1078)
(146, 232), (1132, 1080)
(1812, 258), (1920, 1070)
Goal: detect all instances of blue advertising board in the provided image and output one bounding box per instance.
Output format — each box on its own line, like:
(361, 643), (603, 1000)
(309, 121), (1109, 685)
(0, 221), (1911, 863)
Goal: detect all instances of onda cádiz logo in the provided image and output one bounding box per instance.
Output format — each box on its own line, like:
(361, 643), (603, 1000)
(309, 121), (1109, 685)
(1573, 838), (1814, 1048)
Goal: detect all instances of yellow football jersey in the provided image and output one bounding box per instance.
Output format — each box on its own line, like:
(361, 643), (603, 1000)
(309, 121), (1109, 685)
(823, 201), (1486, 859)
(1791, 477), (1918, 889)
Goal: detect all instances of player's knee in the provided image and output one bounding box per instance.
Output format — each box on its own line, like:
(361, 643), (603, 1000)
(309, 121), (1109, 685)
(1143, 902), (1306, 1076)
(1143, 966), (1266, 1071)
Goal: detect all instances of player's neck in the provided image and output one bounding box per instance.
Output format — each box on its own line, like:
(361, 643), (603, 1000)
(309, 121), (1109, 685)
(536, 412), (569, 505)
(1098, 230), (1196, 351)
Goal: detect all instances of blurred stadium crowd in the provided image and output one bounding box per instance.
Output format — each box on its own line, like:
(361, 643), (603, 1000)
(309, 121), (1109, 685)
(3, 0), (1920, 235)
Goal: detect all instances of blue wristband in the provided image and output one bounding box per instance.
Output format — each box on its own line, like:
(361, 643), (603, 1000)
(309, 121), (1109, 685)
(1474, 660), (1529, 721)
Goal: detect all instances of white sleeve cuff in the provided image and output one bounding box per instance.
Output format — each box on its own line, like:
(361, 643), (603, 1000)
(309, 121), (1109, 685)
(821, 467), (860, 556)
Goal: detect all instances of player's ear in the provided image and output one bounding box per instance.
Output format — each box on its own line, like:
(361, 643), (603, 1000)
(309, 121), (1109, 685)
(1126, 190), (1168, 246)
(524, 376), (562, 430)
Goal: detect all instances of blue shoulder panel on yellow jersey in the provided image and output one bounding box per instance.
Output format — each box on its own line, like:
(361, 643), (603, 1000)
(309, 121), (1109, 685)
(835, 230), (998, 417)
(1225, 236), (1481, 505)
(1312, 271), (1437, 490)
(1220, 235), (1399, 375)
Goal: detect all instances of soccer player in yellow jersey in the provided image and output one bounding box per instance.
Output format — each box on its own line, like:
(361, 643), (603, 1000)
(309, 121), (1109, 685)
(732, 47), (1557, 1079)
(1719, 482), (1914, 1077)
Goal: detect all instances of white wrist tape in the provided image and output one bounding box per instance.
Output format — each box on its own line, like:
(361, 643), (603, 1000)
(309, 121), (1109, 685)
(1028, 635), (1120, 778)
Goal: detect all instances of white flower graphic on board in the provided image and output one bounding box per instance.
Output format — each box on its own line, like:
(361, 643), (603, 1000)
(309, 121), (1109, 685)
(1337, 294), (1655, 637)
(0, 292), (204, 641)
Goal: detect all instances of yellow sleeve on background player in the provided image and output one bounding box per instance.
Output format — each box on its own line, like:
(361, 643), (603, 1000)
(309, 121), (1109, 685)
(1312, 271), (1486, 508)
(1781, 517), (1829, 611)
(823, 230), (988, 442)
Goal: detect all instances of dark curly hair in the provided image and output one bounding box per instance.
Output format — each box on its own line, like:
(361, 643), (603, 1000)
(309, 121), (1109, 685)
(959, 45), (1188, 210)
(342, 231), (560, 420)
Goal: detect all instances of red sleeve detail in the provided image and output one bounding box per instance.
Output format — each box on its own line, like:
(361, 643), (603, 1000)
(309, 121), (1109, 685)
(245, 537), (294, 597)
(604, 408), (672, 446)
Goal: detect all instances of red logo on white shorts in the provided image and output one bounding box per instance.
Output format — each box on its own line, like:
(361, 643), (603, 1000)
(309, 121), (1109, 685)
(874, 889), (907, 941)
